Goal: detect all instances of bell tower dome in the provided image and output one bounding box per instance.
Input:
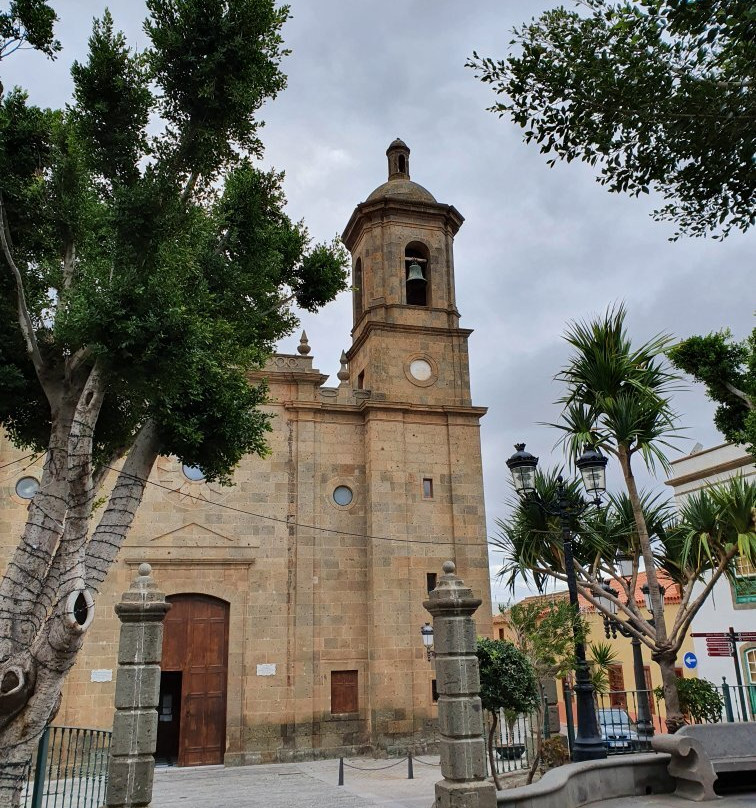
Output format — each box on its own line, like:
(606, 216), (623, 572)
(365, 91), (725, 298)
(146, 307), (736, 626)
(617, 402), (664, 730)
(342, 140), (472, 407)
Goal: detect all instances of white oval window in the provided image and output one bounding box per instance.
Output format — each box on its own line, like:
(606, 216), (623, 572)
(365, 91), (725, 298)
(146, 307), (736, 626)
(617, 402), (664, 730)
(333, 485), (353, 506)
(409, 359), (432, 381)
(182, 464), (205, 482)
(15, 476), (40, 499)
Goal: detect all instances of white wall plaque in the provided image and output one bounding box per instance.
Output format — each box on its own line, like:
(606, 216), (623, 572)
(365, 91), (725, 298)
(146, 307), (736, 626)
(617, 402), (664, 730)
(90, 669), (112, 683)
(256, 663), (276, 676)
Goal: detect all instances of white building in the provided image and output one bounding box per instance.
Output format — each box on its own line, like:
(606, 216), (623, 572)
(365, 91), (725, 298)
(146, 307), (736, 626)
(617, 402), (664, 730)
(666, 443), (756, 716)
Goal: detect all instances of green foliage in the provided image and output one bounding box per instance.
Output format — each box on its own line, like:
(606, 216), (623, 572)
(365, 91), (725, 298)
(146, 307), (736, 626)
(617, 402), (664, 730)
(476, 637), (540, 717)
(0, 1), (349, 482)
(654, 677), (724, 724)
(676, 476), (756, 577)
(502, 598), (586, 680)
(588, 642), (619, 694)
(467, 1), (756, 239)
(0, 0), (60, 64)
(668, 325), (756, 459)
(540, 735), (569, 769)
(555, 304), (682, 474)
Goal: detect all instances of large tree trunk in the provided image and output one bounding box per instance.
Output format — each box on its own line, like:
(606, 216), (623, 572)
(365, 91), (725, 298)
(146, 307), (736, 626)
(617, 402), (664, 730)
(0, 391), (160, 806)
(617, 445), (685, 731)
(654, 649), (686, 733)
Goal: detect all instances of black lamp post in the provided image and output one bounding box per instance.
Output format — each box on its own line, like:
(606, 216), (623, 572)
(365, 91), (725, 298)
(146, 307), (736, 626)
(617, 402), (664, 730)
(597, 575), (658, 751)
(506, 443), (608, 762)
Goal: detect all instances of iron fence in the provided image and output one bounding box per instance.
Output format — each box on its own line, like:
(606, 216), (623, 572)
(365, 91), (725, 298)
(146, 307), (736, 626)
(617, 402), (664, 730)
(485, 678), (755, 772)
(21, 726), (111, 808)
(483, 708), (543, 776)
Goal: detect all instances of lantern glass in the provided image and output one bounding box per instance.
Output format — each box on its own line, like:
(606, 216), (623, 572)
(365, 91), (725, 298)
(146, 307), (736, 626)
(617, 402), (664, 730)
(576, 445), (608, 496)
(511, 465), (536, 495)
(642, 583), (664, 612)
(598, 581), (619, 616)
(616, 552), (634, 579)
(421, 623), (434, 648)
(506, 444), (539, 496)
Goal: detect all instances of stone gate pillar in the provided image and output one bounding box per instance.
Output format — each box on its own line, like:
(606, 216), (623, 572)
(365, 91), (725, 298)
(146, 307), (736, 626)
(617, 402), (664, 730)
(424, 561), (496, 808)
(105, 563), (171, 808)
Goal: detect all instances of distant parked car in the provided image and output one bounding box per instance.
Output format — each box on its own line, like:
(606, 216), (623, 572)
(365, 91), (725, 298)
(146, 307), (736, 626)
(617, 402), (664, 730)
(597, 707), (640, 751)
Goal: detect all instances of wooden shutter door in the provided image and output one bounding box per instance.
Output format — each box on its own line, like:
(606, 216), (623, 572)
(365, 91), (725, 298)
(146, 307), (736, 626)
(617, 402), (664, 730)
(331, 670), (358, 714)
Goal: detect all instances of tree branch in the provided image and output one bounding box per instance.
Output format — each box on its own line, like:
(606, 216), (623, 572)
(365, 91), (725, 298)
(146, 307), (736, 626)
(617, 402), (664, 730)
(0, 194), (46, 380)
(725, 381), (754, 410)
(85, 419), (160, 591)
(62, 241), (76, 291)
(669, 549), (739, 651)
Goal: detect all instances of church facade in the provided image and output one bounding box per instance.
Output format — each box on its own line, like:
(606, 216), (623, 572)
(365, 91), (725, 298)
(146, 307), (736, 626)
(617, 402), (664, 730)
(0, 140), (492, 765)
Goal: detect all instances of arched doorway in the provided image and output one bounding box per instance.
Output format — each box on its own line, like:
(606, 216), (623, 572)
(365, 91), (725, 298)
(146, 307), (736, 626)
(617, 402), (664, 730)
(156, 594), (229, 766)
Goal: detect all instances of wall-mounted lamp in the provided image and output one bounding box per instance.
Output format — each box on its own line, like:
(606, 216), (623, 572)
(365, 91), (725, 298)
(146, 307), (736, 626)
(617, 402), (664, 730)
(420, 622), (435, 661)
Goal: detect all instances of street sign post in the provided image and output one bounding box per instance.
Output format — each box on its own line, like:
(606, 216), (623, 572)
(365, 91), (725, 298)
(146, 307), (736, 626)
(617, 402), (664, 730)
(683, 652), (698, 669)
(691, 628), (748, 717)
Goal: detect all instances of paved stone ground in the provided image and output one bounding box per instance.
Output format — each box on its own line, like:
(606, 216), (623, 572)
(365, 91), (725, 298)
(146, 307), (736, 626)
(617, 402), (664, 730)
(152, 756), (441, 808)
(151, 758), (755, 808)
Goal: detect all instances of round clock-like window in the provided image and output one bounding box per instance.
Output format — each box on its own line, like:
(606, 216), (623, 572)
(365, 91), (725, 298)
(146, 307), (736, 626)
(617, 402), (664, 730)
(409, 359), (433, 381)
(333, 485), (353, 506)
(182, 464), (206, 482)
(15, 476), (40, 499)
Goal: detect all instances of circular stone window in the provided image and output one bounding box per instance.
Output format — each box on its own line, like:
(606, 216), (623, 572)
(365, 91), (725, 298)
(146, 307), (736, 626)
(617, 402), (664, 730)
(333, 485), (353, 507)
(15, 476), (40, 499)
(182, 464), (206, 482)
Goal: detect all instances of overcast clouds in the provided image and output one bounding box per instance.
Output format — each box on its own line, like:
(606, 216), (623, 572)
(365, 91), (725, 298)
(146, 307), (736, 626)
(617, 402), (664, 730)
(3, 1), (754, 608)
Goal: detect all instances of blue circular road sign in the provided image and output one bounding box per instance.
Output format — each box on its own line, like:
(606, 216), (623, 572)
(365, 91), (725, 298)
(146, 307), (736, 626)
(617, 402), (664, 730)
(684, 652), (698, 669)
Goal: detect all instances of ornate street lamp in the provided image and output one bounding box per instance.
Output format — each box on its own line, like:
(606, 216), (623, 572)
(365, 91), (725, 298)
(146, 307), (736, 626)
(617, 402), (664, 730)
(505, 443), (608, 762)
(641, 582), (665, 613)
(420, 622), (435, 661)
(597, 566), (663, 750)
(615, 551), (634, 580)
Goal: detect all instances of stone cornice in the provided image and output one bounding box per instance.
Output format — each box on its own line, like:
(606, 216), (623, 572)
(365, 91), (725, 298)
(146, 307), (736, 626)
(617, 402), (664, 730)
(666, 453), (755, 488)
(280, 399), (487, 419)
(342, 198), (464, 249)
(347, 318), (472, 359)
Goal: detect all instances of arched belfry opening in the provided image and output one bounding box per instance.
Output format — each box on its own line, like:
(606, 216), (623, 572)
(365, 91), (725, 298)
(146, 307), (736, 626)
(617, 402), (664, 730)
(405, 242), (429, 307)
(353, 257), (363, 320)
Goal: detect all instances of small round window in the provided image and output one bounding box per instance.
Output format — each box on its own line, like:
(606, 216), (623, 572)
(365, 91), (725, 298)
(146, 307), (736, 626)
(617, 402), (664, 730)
(15, 476), (40, 499)
(333, 485), (353, 506)
(182, 464), (205, 482)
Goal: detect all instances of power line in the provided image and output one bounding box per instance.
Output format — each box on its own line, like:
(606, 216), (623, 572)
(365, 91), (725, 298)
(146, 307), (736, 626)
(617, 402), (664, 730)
(104, 466), (460, 546)
(0, 453), (36, 471)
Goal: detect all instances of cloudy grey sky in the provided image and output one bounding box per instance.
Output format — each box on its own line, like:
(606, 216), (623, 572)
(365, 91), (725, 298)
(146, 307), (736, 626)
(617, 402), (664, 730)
(4, 1), (754, 608)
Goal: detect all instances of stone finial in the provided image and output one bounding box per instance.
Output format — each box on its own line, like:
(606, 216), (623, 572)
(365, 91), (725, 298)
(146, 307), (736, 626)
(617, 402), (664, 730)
(426, 559), (477, 604)
(337, 350), (350, 382)
(297, 330), (311, 355)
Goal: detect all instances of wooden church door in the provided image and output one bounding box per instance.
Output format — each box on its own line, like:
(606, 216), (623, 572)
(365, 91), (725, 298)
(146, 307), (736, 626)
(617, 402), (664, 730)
(160, 594), (229, 766)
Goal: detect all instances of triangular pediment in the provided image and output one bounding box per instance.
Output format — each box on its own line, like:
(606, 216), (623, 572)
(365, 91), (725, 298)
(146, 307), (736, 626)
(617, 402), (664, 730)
(148, 522), (235, 546)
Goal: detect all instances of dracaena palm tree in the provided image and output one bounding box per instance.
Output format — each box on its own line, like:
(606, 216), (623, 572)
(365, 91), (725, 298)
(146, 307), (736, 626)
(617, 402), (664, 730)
(495, 305), (756, 731)
(556, 305), (687, 729)
(495, 470), (756, 732)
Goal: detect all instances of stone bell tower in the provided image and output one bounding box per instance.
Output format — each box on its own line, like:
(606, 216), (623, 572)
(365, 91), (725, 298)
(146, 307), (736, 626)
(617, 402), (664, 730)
(340, 140), (490, 751)
(342, 138), (472, 406)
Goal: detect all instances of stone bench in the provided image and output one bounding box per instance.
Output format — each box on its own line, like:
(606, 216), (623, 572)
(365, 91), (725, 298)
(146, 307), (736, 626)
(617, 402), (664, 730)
(651, 723), (756, 801)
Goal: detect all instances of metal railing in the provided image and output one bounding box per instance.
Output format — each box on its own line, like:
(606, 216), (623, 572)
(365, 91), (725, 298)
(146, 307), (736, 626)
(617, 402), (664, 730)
(721, 680), (756, 723)
(22, 726), (111, 808)
(483, 708), (543, 776)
